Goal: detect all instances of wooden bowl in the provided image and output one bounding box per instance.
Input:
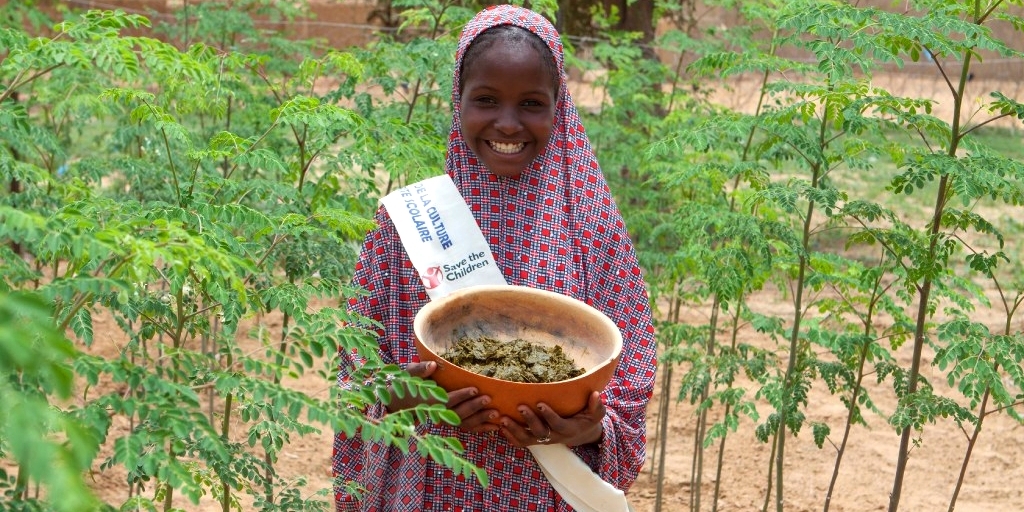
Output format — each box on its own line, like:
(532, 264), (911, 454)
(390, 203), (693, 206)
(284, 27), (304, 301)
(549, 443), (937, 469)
(412, 285), (622, 422)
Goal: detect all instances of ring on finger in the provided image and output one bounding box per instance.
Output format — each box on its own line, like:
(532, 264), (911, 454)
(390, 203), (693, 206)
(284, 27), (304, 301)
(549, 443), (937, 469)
(535, 429), (552, 444)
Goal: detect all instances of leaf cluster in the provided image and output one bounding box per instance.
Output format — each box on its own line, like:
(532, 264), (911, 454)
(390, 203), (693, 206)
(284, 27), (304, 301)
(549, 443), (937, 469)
(0, 1), (487, 509)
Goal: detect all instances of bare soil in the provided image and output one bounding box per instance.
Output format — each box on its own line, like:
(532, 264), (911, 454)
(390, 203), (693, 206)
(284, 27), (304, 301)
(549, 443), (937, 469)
(79, 281), (1024, 512)
(629, 289), (1024, 512)
(79, 69), (1024, 512)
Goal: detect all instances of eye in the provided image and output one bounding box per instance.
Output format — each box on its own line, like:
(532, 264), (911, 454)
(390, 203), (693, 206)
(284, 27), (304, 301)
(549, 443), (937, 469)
(472, 96), (497, 105)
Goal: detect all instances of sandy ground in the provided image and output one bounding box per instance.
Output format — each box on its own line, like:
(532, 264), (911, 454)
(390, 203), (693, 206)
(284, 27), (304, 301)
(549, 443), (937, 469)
(628, 289), (1024, 512)
(76, 279), (1024, 512)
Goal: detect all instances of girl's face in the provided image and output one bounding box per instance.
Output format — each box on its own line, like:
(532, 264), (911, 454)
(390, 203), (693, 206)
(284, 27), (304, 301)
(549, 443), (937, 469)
(459, 42), (557, 179)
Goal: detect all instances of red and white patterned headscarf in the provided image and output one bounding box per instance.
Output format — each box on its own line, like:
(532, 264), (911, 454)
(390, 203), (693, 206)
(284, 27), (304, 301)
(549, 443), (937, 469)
(444, 5), (640, 304)
(335, 5), (656, 511)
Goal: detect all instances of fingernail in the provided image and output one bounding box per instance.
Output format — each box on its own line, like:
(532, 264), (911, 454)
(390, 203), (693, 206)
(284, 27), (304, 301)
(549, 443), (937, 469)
(488, 412), (497, 419)
(538, 404), (546, 412)
(519, 408), (528, 416)
(481, 397), (490, 405)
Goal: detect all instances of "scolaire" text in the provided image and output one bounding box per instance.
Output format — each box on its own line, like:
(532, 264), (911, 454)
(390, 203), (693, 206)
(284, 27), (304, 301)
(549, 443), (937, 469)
(401, 182), (453, 249)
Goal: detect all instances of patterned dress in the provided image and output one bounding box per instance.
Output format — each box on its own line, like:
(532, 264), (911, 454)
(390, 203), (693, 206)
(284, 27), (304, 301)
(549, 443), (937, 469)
(333, 5), (658, 511)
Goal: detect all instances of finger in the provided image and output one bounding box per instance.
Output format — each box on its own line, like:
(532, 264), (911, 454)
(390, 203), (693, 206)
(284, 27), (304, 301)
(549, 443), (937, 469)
(450, 392), (496, 422)
(585, 391), (606, 418)
(404, 361), (437, 378)
(561, 392), (606, 446)
(498, 416), (533, 447)
(384, 362), (439, 413)
(516, 407), (554, 445)
(445, 386), (481, 408)
(459, 408), (501, 433)
(533, 402), (565, 429)
(518, 406), (550, 434)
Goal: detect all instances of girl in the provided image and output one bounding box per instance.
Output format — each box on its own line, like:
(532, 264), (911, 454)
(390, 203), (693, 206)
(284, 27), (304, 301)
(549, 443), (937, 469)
(333, 5), (657, 511)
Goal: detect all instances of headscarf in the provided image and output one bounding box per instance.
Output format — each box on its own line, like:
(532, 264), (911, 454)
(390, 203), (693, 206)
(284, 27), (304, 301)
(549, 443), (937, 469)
(336, 6), (656, 511)
(444, 5), (635, 307)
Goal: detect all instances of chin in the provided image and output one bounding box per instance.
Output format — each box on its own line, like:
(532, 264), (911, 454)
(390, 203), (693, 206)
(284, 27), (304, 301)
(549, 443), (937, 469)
(488, 168), (525, 179)
(479, 158), (528, 178)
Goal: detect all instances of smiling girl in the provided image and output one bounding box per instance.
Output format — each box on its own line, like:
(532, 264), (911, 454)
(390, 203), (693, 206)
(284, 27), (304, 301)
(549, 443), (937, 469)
(333, 6), (657, 511)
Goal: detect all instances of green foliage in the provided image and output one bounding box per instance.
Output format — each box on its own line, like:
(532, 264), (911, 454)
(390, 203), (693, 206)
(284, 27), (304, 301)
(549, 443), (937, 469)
(935, 316), (1024, 411)
(4, 0), (1024, 510)
(0, 292), (101, 512)
(635, 0), (1024, 509)
(0, 1), (485, 510)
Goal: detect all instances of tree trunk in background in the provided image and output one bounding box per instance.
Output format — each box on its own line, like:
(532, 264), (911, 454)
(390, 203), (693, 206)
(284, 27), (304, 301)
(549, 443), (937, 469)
(7, 92), (22, 257)
(556, 0), (656, 50)
(607, 0), (657, 60)
(555, 0), (594, 37)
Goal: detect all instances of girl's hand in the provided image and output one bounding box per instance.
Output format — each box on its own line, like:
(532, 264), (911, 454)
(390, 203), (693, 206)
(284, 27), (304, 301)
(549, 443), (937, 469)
(498, 391), (606, 447)
(384, 361), (500, 434)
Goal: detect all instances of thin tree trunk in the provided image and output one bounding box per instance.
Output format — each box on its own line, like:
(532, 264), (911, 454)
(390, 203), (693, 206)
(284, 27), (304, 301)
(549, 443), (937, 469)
(656, 292), (682, 512)
(889, 175), (948, 512)
(264, 311), (292, 505)
(711, 306), (745, 512)
(689, 420), (701, 512)
(761, 428), (778, 512)
(823, 339), (871, 512)
(947, 387), (991, 511)
(163, 441), (176, 512)
(653, 364), (673, 512)
(693, 403), (708, 511)
(711, 402), (730, 512)
(776, 190), (816, 512)
(8, 90), (23, 256)
(221, 350), (234, 512)
(691, 295), (721, 511)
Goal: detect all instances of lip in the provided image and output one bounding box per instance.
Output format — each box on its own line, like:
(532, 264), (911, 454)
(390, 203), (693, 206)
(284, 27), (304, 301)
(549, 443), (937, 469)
(479, 140), (532, 177)
(487, 140), (528, 156)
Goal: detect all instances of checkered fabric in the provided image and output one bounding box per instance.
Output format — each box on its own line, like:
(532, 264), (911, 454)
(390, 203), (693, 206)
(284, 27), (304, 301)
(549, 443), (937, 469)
(333, 5), (657, 511)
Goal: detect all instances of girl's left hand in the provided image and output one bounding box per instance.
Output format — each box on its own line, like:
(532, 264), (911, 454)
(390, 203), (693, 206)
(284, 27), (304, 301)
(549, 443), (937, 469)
(498, 391), (605, 447)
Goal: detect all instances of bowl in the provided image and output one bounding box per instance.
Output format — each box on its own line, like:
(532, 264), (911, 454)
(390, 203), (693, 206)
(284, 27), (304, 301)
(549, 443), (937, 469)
(412, 285), (622, 422)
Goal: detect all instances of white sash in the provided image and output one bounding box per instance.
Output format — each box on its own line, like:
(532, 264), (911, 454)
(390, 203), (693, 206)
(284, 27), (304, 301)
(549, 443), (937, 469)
(381, 174), (632, 512)
(379, 175), (505, 300)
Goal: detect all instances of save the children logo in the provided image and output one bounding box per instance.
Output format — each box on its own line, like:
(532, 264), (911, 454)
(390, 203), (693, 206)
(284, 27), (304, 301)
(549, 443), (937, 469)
(420, 266), (443, 289)
(440, 251), (492, 282)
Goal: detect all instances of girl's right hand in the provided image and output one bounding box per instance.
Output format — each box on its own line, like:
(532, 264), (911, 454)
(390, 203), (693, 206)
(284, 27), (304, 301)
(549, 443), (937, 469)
(386, 361), (500, 434)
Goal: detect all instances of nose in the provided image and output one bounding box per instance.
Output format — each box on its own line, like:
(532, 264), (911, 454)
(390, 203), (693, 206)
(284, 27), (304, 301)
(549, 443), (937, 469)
(494, 106), (521, 135)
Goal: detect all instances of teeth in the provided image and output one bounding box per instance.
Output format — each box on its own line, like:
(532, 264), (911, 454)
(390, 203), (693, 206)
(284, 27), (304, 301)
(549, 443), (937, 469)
(489, 141), (525, 154)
